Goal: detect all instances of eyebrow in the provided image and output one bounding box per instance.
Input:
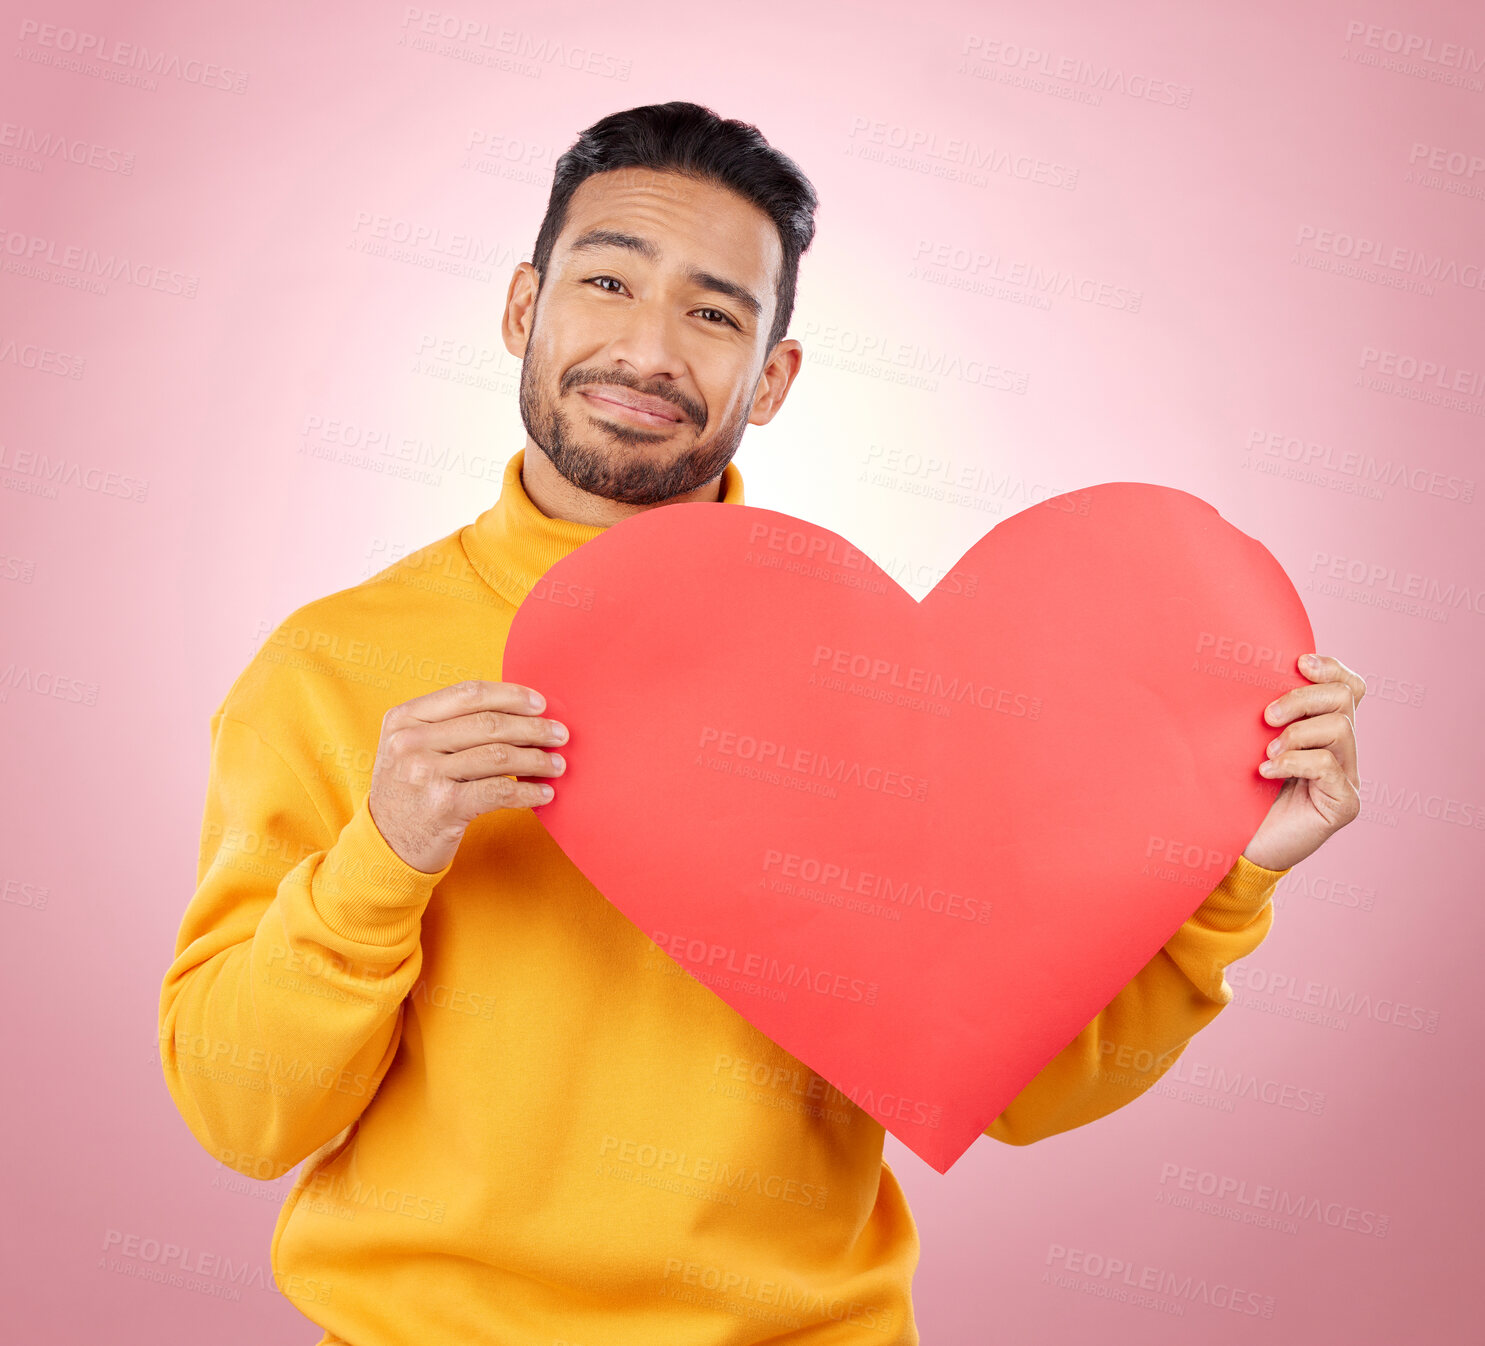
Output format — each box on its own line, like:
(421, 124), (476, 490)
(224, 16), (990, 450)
(564, 227), (763, 322)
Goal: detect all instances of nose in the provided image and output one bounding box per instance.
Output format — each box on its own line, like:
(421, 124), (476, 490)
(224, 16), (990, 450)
(598, 296), (686, 387)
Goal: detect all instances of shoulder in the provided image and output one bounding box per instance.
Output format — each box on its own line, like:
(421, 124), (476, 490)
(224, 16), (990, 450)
(216, 525), (497, 744)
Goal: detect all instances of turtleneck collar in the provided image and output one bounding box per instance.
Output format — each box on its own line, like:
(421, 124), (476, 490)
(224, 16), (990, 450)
(460, 448), (747, 609)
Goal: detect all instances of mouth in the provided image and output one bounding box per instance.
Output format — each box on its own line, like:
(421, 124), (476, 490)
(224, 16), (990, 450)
(578, 386), (685, 428)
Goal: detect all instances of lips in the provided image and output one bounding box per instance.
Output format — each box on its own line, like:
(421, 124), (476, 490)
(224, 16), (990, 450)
(580, 385), (684, 425)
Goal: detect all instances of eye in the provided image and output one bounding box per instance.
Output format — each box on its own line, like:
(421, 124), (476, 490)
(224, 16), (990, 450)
(582, 276), (739, 329)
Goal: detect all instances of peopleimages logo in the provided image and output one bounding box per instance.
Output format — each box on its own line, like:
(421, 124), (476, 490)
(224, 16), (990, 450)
(1308, 551), (1485, 617)
(0, 227), (199, 298)
(0, 442), (147, 502)
(650, 931), (880, 1007)
(761, 848), (992, 924)
(1191, 631), (1304, 692)
(1226, 963), (1441, 1033)
(0, 120), (134, 174)
(1357, 773), (1485, 830)
(1360, 345), (1485, 397)
(660, 1257), (894, 1333)
(808, 644), (1042, 719)
(1248, 427), (1474, 502)
(396, 7), (633, 80)
(843, 1084), (943, 1129)
(957, 35), (1194, 110)
(98, 1230), (330, 1303)
(1043, 1244), (1275, 1318)
(1342, 20), (1485, 75)
(696, 725), (929, 803)
(598, 1135), (828, 1210)
(0, 333), (87, 376)
(1156, 1164), (1391, 1238)
(1293, 223), (1485, 292)
(16, 19), (250, 92)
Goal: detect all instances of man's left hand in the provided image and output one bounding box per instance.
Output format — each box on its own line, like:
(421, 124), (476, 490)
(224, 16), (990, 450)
(1241, 652), (1366, 872)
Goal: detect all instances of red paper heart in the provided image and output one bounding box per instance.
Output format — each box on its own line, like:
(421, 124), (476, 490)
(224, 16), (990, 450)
(503, 484), (1314, 1172)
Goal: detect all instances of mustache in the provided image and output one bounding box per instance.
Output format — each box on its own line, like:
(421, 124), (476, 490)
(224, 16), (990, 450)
(562, 368), (700, 425)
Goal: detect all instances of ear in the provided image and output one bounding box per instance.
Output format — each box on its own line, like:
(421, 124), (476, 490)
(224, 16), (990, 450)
(502, 262), (542, 358)
(748, 339), (804, 426)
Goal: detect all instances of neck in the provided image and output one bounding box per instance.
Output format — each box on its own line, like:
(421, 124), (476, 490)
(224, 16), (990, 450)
(519, 439), (726, 527)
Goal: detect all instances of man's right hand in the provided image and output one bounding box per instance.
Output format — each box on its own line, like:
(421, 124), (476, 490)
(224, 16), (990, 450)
(367, 680), (568, 874)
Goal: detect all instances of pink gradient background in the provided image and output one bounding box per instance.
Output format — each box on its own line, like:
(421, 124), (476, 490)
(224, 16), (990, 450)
(2, 1), (1480, 1341)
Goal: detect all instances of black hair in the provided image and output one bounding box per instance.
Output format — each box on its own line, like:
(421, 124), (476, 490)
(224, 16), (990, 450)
(531, 101), (818, 354)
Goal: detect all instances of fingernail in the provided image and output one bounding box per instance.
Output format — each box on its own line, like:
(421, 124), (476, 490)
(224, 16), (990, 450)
(550, 753), (566, 772)
(1259, 761), (1275, 775)
(538, 784), (555, 799)
(529, 690), (546, 711)
(1301, 653), (1319, 670)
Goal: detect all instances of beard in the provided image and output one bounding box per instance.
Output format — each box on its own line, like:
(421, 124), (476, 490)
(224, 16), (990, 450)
(517, 319), (753, 507)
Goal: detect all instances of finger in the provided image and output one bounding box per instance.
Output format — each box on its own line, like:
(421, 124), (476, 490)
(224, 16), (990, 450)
(389, 679), (548, 728)
(416, 707), (568, 755)
(1258, 748), (1360, 824)
(1266, 710), (1357, 781)
(442, 740), (567, 784)
(455, 772), (557, 816)
(1263, 679), (1355, 728)
(1298, 653), (1367, 707)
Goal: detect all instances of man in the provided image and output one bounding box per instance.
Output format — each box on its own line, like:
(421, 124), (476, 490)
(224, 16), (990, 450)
(158, 101), (1364, 1344)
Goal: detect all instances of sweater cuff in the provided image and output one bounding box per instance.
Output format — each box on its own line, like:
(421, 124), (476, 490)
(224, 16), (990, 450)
(310, 794), (454, 946)
(1193, 854), (1290, 928)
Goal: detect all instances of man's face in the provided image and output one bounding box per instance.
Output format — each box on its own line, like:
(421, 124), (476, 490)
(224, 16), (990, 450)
(512, 167), (786, 506)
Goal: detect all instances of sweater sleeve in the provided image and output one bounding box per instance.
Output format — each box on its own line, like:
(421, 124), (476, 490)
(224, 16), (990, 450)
(981, 855), (1286, 1146)
(157, 711), (453, 1177)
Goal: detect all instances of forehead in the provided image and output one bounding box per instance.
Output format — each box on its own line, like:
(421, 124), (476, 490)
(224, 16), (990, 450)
(555, 167), (780, 291)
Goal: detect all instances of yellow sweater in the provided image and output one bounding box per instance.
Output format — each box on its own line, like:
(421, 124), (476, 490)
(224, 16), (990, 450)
(158, 448), (1287, 1344)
